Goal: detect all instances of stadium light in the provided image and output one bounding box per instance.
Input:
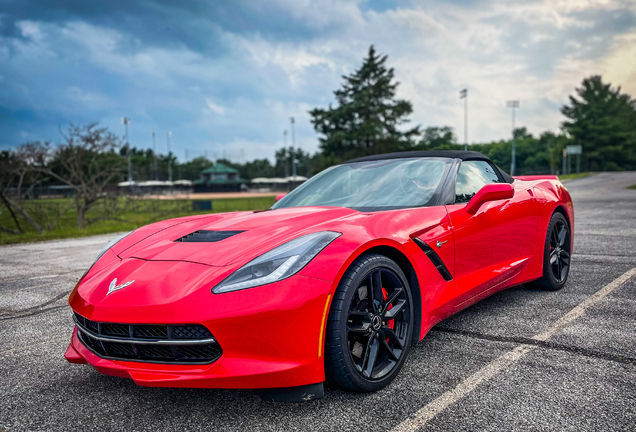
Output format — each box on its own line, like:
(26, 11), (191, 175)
(167, 131), (173, 182)
(506, 100), (520, 175)
(121, 117), (132, 183)
(151, 131), (158, 180)
(290, 117), (296, 184)
(460, 89), (468, 151)
(283, 129), (288, 177)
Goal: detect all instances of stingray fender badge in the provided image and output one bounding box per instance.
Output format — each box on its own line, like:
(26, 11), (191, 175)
(107, 278), (135, 295)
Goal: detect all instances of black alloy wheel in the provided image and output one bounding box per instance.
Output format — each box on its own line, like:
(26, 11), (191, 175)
(527, 212), (571, 291)
(325, 254), (414, 392)
(550, 218), (571, 283)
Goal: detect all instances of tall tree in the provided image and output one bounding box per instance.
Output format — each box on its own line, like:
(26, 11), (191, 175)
(0, 149), (52, 234)
(561, 75), (636, 171)
(179, 156), (214, 180)
(274, 147), (310, 178)
(310, 45), (420, 163)
(26, 124), (124, 229)
(418, 126), (457, 149)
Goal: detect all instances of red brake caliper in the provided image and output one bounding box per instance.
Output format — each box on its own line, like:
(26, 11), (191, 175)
(382, 288), (395, 344)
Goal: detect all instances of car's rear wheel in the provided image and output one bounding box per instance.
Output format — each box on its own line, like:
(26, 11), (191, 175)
(527, 212), (571, 291)
(324, 254), (413, 392)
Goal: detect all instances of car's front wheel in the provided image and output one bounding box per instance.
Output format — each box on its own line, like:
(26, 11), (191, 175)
(324, 253), (414, 392)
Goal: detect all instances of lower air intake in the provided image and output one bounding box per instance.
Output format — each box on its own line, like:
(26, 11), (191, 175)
(74, 313), (222, 364)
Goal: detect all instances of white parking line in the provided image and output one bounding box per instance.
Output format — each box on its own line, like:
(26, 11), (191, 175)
(390, 267), (636, 432)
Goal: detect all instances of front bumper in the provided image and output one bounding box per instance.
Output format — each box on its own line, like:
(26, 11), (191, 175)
(66, 273), (333, 389)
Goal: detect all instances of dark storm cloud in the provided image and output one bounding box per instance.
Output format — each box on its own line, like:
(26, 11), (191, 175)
(0, 0), (319, 55)
(0, 0), (635, 159)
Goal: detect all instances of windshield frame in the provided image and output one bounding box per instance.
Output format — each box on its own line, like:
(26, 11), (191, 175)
(271, 157), (458, 212)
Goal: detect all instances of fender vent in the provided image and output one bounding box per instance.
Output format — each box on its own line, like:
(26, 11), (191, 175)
(412, 238), (453, 281)
(175, 230), (245, 243)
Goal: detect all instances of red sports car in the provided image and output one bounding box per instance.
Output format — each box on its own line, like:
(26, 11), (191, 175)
(65, 150), (574, 401)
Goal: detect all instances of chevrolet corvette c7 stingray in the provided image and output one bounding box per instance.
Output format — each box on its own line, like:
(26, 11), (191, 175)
(65, 150), (574, 401)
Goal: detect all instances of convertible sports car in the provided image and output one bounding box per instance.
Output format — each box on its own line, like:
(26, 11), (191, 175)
(65, 150), (574, 401)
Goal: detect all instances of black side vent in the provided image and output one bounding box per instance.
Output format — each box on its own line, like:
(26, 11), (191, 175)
(175, 230), (245, 243)
(412, 237), (453, 281)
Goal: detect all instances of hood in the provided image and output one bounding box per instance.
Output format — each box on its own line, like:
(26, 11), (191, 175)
(117, 206), (357, 267)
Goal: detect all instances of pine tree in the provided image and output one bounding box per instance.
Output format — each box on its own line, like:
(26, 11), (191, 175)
(561, 75), (636, 171)
(309, 46), (420, 163)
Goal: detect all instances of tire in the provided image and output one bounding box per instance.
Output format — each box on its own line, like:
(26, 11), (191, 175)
(324, 253), (414, 392)
(527, 212), (571, 291)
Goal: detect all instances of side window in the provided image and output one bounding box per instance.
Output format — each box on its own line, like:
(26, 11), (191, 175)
(455, 161), (500, 203)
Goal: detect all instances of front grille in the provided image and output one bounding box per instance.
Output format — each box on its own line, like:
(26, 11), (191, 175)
(85, 319), (99, 333)
(74, 313), (222, 364)
(134, 325), (168, 339)
(178, 344), (222, 360)
(104, 341), (135, 357)
(173, 324), (213, 339)
(102, 323), (129, 337)
(137, 345), (173, 359)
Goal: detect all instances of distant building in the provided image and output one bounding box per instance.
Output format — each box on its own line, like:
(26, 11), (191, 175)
(249, 176), (308, 192)
(194, 162), (247, 192)
(116, 180), (193, 195)
(199, 163), (239, 182)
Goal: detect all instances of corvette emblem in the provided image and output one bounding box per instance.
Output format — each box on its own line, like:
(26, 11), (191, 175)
(107, 278), (135, 295)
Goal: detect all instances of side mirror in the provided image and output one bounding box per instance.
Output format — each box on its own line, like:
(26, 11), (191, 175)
(465, 183), (514, 214)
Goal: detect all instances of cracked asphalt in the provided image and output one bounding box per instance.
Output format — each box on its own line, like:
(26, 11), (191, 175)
(1, 172), (635, 431)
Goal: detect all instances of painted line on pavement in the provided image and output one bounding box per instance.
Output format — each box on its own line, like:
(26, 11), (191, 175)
(390, 267), (636, 432)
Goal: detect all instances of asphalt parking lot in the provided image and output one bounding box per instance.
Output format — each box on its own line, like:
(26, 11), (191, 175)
(1, 172), (636, 432)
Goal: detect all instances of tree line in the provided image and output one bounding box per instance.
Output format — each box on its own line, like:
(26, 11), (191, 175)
(309, 46), (636, 173)
(2, 45), (635, 235)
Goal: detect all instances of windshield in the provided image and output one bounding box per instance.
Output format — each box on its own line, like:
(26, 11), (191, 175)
(272, 157), (452, 211)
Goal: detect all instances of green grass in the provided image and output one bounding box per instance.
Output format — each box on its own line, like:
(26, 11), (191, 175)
(0, 196), (276, 246)
(558, 172), (594, 181)
(628, 184), (636, 190)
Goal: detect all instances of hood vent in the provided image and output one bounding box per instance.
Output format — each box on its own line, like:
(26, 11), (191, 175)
(175, 230), (245, 243)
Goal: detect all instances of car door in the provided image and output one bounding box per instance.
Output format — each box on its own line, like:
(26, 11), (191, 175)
(446, 160), (538, 306)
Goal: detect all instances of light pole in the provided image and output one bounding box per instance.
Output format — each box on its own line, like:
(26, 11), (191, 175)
(166, 131), (173, 182)
(290, 117), (296, 184)
(121, 117), (132, 183)
(151, 131), (158, 180)
(460, 89), (467, 151)
(283, 129), (288, 177)
(506, 100), (520, 175)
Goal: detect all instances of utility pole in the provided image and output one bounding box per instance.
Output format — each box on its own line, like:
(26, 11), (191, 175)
(506, 100), (520, 176)
(121, 117), (132, 183)
(460, 89), (468, 151)
(283, 129), (288, 177)
(167, 131), (173, 182)
(290, 117), (296, 184)
(151, 131), (158, 180)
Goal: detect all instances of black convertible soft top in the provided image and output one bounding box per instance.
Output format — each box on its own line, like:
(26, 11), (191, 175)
(344, 150), (514, 183)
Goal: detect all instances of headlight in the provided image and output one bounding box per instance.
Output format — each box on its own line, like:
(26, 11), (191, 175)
(212, 231), (341, 294)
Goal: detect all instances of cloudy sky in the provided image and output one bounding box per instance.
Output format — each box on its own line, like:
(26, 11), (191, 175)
(1, 0), (635, 162)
